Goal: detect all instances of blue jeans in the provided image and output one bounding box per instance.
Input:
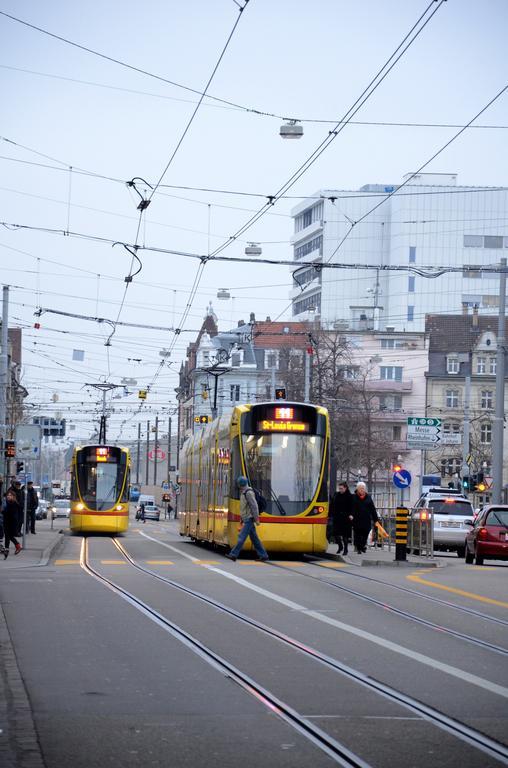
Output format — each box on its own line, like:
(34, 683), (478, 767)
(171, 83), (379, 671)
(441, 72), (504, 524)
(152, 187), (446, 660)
(230, 518), (268, 559)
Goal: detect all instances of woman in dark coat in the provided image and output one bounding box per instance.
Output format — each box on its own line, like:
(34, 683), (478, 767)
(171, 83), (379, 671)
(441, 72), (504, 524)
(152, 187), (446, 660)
(330, 482), (353, 555)
(351, 482), (379, 554)
(2, 489), (22, 556)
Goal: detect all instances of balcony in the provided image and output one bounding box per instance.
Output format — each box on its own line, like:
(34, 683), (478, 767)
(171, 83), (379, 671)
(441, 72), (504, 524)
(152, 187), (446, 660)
(365, 379), (413, 394)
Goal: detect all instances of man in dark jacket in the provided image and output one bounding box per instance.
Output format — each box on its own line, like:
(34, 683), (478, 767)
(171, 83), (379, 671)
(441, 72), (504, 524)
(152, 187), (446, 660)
(26, 481), (39, 534)
(330, 481), (353, 555)
(351, 482), (379, 554)
(2, 489), (22, 555)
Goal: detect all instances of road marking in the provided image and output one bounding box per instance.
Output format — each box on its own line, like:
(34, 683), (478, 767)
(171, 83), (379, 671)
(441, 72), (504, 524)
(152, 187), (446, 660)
(270, 561), (306, 567)
(100, 560), (127, 565)
(137, 531), (508, 697)
(146, 560), (174, 565)
(408, 573), (508, 608)
(196, 560), (221, 565)
(318, 562), (348, 568)
(55, 559), (80, 565)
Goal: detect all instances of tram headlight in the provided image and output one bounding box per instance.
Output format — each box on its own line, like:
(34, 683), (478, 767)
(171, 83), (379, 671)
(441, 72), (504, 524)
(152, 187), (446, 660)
(76, 502), (84, 511)
(116, 504), (123, 511)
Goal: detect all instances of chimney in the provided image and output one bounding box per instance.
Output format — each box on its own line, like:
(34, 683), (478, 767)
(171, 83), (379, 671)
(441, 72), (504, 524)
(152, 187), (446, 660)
(249, 312), (256, 323)
(237, 319), (244, 327)
(265, 316), (271, 322)
(462, 303), (469, 315)
(472, 304), (479, 327)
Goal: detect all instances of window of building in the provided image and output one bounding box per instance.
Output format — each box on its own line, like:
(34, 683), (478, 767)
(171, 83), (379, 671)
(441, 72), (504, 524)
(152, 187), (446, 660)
(440, 457), (461, 476)
(480, 422), (492, 444)
(443, 422), (461, 434)
(266, 352), (277, 369)
(481, 390), (493, 409)
(294, 202), (323, 233)
(409, 246), (416, 263)
(381, 338), (395, 349)
(476, 356), (486, 374)
(446, 389), (459, 408)
(202, 351), (210, 365)
(484, 236), (503, 249)
(407, 305), (414, 322)
(293, 292), (321, 316)
(464, 235), (483, 247)
(392, 425), (402, 441)
(340, 366), (360, 380)
(230, 384), (240, 402)
(379, 394), (403, 411)
(294, 235), (323, 261)
(446, 356), (459, 374)
(231, 353), (241, 367)
(408, 276), (415, 293)
(380, 366), (403, 381)
(489, 357), (496, 375)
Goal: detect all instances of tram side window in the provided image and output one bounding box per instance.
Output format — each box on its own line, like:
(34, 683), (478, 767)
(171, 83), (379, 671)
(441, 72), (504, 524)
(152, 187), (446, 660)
(230, 437), (242, 499)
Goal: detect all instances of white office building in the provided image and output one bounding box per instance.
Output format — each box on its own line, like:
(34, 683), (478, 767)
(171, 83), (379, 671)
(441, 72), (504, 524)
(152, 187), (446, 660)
(290, 173), (508, 332)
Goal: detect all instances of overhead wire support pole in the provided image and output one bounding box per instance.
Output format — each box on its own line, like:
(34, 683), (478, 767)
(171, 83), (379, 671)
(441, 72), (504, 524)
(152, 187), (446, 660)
(0, 285), (9, 492)
(84, 382), (123, 445)
(492, 258), (507, 504)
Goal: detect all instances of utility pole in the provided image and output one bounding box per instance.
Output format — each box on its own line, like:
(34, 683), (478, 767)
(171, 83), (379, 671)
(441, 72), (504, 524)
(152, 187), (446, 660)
(167, 416), (172, 487)
(136, 422), (141, 485)
(0, 285), (9, 493)
(460, 353), (472, 489)
(492, 257), (507, 503)
(153, 415), (159, 486)
(145, 420), (150, 487)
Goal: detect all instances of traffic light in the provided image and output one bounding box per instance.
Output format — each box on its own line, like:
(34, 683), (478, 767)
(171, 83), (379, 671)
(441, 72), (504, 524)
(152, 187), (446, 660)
(475, 472), (486, 492)
(194, 415), (210, 424)
(16, 461), (24, 473)
(462, 475), (470, 491)
(393, 463), (403, 473)
(275, 388), (286, 400)
(4, 440), (15, 458)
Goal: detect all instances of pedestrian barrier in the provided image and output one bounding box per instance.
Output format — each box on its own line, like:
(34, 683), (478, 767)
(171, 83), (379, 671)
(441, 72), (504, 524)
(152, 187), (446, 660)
(408, 511), (434, 557)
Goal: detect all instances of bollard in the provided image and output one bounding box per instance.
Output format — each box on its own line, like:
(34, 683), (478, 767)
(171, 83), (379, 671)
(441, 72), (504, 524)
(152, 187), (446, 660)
(395, 506), (409, 561)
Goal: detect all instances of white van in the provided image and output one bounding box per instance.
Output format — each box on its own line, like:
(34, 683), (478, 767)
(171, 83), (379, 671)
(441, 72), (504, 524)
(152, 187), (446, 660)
(137, 494), (155, 506)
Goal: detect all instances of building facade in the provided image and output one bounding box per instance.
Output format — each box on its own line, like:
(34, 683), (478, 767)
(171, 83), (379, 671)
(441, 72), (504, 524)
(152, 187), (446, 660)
(425, 307), (508, 504)
(290, 173), (508, 332)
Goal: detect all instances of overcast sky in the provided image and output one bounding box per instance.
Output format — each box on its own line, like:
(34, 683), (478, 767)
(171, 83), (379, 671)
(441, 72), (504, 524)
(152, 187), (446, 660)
(1, 0), (507, 442)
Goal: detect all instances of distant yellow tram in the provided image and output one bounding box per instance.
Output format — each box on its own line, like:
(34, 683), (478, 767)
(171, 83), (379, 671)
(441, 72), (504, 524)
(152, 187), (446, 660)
(70, 445), (130, 534)
(179, 402), (330, 553)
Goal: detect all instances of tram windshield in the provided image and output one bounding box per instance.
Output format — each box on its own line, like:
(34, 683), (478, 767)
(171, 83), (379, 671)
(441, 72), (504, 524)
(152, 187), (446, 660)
(75, 447), (127, 510)
(242, 433), (324, 516)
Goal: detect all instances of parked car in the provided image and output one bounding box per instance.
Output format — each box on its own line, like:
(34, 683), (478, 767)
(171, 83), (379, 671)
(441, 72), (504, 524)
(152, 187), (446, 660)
(410, 494), (475, 557)
(36, 500), (49, 520)
(465, 505), (508, 565)
(130, 487), (141, 502)
(136, 504), (160, 521)
(51, 499), (71, 518)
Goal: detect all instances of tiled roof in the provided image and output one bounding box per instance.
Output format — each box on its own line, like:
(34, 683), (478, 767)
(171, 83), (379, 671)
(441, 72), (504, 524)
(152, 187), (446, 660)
(251, 322), (309, 349)
(425, 314), (507, 352)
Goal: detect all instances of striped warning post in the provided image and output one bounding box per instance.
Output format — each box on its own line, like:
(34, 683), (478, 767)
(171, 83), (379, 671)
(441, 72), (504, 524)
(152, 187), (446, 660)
(395, 506), (409, 561)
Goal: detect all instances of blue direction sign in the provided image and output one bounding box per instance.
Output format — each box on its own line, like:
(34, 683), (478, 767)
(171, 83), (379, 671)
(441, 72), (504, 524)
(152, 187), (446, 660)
(393, 469), (412, 488)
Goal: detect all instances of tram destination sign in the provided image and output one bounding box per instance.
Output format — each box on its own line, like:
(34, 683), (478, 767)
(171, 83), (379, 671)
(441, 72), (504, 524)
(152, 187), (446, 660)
(406, 417), (441, 450)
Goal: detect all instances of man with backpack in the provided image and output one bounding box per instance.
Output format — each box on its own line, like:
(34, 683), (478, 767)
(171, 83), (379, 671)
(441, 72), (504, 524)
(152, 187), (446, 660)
(225, 476), (269, 562)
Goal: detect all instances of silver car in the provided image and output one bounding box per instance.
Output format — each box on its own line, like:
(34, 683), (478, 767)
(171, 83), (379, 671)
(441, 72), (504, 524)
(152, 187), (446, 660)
(51, 499), (71, 518)
(411, 495), (474, 557)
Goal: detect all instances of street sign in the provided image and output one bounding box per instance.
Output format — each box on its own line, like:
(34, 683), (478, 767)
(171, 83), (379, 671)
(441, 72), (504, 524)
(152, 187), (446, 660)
(15, 424), (42, 460)
(138, 390), (147, 400)
(393, 469), (412, 489)
(148, 448), (166, 463)
(441, 433), (461, 446)
(162, 482), (169, 490)
(406, 417), (441, 450)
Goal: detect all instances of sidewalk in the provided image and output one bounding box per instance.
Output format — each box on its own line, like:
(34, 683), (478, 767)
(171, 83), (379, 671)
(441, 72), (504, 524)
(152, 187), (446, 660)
(323, 541), (443, 568)
(1, 518), (64, 571)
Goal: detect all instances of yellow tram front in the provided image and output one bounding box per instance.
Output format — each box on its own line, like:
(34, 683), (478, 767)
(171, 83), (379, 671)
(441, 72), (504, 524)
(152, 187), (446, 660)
(70, 445), (130, 534)
(234, 402), (330, 552)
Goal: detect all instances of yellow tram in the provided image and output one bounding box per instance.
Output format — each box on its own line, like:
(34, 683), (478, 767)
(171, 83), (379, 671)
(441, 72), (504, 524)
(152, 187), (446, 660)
(70, 445), (130, 534)
(179, 402), (330, 553)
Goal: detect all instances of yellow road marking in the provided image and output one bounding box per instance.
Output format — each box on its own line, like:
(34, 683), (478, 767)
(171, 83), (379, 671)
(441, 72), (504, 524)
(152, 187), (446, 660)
(408, 573), (508, 608)
(319, 562), (348, 568)
(55, 559), (80, 565)
(100, 560), (127, 565)
(196, 560), (220, 565)
(237, 561), (267, 565)
(270, 561), (306, 566)
(146, 560), (174, 565)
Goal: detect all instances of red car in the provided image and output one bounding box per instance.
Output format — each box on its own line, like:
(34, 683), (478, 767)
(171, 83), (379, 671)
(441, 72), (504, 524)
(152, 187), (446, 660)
(465, 505), (508, 565)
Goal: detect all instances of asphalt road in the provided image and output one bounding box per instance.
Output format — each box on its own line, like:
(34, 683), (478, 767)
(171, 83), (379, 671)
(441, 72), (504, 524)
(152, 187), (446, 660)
(1, 514), (507, 768)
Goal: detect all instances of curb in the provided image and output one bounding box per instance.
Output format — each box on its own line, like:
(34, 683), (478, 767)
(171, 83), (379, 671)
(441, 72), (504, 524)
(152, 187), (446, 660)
(38, 533), (65, 566)
(361, 559), (441, 568)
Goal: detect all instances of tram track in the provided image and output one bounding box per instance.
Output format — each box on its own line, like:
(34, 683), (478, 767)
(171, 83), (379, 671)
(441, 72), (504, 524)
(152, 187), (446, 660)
(302, 555), (508, 628)
(265, 560), (508, 657)
(81, 535), (508, 766)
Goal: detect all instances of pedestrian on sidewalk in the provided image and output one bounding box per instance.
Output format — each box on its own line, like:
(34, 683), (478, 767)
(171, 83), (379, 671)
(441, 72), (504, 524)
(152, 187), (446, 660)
(2, 490), (22, 556)
(26, 481), (39, 534)
(330, 481), (353, 555)
(225, 476), (269, 562)
(8, 480), (25, 536)
(351, 482), (379, 554)
(0, 503), (8, 559)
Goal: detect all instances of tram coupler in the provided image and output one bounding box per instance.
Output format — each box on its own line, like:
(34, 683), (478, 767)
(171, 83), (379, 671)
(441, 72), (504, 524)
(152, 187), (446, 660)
(394, 506), (409, 562)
